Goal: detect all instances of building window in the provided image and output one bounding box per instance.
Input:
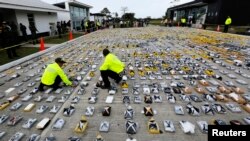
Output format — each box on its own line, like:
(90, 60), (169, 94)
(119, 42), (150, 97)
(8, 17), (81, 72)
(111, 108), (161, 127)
(69, 5), (88, 30)
(83, 8), (87, 18)
(70, 6), (74, 14)
(211, 12), (213, 16)
(27, 14), (35, 26)
(215, 12), (218, 16)
(74, 7), (80, 18)
(79, 8), (87, 18)
(208, 13), (210, 16)
(80, 8), (83, 17)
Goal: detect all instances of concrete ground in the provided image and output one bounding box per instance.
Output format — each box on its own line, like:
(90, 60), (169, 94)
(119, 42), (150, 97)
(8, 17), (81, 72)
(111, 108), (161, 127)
(0, 26), (249, 141)
(21, 44), (58, 48)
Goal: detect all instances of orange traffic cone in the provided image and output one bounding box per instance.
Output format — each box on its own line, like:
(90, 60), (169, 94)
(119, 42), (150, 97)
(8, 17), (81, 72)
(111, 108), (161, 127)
(39, 37), (45, 51)
(216, 25), (220, 32)
(69, 31), (73, 40)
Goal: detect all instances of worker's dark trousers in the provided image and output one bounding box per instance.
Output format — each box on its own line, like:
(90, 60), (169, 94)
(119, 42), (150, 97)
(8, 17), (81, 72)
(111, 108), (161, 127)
(224, 25), (229, 33)
(6, 48), (18, 59)
(101, 70), (122, 87)
(38, 76), (62, 91)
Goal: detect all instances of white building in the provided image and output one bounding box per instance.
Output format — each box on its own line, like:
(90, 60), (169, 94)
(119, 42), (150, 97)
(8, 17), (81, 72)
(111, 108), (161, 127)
(0, 0), (68, 36)
(54, 0), (92, 31)
(90, 13), (107, 23)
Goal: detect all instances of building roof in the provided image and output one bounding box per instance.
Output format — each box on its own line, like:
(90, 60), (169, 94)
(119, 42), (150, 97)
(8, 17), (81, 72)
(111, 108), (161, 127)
(54, 0), (93, 8)
(167, 0), (209, 11)
(90, 13), (106, 16)
(0, 0), (68, 12)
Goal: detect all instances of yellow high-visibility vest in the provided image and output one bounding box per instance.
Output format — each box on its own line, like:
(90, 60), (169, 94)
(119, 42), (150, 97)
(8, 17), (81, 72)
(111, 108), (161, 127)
(181, 18), (186, 23)
(41, 63), (72, 86)
(84, 21), (88, 27)
(100, 53), (125, 73)
(225, 17), (232, 25)
(97, 22), (101, 26)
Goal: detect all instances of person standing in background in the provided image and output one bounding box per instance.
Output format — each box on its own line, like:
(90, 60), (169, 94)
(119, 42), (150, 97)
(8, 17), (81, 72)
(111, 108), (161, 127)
(20, 23), (27, 41)
(57, 22), (62, 38)
(10, 21), (19, 45)
(224, 16), (232, 33)
(164, 19), (168, 27)
(29, 23), (38, 45)
(62, 21), (67, 34)
(1, 21), (18, 59)
(67, 20), (71, 32)
(81, 19), (85, 31)
(181, 17), (186, 27)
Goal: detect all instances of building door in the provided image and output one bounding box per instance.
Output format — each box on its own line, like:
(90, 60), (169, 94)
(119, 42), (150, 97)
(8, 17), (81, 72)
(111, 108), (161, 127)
(49, 23), (56, 36)
(27, 14), (36, 26)
(173, 11), (177, 21)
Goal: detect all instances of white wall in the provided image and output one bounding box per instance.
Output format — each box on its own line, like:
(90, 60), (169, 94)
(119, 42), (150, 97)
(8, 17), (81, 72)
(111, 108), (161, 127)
(89, 15), (94, 21)
(15, 10), (30, 35)
(65, 2), (70, 11)
(35, 12), (57, 34)
(57, 11), (70, 22)
(92, 16), (105, 23)
(15, 10), (57, 35)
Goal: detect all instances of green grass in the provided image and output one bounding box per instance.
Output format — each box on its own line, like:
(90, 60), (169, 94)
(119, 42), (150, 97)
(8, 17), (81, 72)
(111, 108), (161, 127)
(149, 19), (162, 25)
(205, 25), (249, 34)
(0, 27), (247, 66)
(0, 33), (83, 66)
(44, 33), (83, 44)
(0, 47), (39, 66)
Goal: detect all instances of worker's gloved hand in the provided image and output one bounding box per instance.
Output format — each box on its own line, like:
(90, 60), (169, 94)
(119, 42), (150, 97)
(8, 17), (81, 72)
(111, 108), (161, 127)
(119, 70), (126, 77)
(71, 81), (78, 87)
(71, 83), (77, 87)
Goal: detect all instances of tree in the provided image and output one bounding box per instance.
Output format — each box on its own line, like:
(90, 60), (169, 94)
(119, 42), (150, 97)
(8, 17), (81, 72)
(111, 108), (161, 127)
(115, 12), (119, 18)
(145, 16), (151, 23)
(122, 13), (135, 21)
(101, 7), (111, 15)
(146, 16), (151, 20)
(121, 13), (135, 27)
(121, 7), (128, 15)
(112, 12), (120, 25)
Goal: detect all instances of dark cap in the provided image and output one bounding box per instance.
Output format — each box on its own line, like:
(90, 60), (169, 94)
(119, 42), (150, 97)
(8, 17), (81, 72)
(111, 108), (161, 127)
(103, 48), (110, 56)
(55, 58), (66, 64)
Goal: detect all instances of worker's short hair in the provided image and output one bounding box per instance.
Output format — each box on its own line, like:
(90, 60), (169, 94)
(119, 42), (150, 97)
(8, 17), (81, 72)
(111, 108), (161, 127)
(103, 49), (110, 56)
(55, 57), (66, 64)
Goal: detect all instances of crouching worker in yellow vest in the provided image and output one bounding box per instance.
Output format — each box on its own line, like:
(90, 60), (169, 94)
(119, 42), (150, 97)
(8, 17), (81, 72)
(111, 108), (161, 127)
(38, 58), (73, 91)
(96, 49), (125, 89)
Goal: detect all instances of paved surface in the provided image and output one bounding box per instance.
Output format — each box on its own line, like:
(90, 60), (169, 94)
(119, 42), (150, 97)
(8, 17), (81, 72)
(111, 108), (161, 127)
(21, 44), (59, 48)
(0, 26), (250, 141)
